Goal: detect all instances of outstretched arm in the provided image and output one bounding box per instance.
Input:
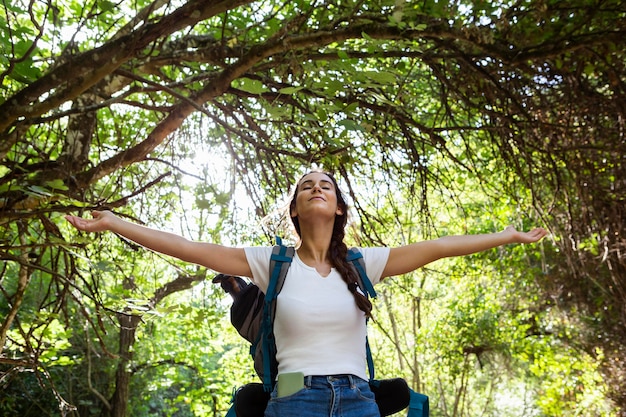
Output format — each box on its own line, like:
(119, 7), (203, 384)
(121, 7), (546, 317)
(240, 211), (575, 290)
(381, 226), (547, 278)
(65, 211), (252, 277)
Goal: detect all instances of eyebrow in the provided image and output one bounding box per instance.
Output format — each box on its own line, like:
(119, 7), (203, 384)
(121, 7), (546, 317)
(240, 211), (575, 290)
(299, 179), (333, 187)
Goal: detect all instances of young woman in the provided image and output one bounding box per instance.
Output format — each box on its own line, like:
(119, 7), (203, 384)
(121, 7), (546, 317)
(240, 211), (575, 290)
(65, 170), (547, 417)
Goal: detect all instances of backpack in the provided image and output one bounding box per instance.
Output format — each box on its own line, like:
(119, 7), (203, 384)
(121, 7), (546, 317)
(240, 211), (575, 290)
(217, 239), (429, 417)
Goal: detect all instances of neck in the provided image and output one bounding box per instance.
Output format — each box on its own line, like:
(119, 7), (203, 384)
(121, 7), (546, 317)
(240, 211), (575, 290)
(296, 222), (334, 264)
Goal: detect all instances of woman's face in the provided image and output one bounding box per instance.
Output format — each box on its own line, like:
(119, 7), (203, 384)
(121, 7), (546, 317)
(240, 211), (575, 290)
(290, 172), (344, 221)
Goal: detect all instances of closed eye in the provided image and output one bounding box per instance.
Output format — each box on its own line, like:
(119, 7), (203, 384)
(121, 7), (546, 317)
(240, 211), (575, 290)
(299, 179), (334, 192)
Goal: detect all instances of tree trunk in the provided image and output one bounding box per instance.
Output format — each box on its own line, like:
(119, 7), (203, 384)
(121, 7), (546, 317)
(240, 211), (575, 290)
(105, 312), (141, 417)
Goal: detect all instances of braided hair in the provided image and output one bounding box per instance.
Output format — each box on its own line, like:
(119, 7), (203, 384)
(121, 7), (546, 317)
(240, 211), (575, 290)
(289, 170), (373, 318)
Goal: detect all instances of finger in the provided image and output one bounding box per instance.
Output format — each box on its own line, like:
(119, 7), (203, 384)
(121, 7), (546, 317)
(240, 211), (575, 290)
(529, 228), (547, 240)
(64, 215), (78, 226)
(68, 216), (92, 231)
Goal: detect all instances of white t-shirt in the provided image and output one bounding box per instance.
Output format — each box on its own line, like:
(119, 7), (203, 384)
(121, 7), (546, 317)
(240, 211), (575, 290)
(244, 246), (390, 380)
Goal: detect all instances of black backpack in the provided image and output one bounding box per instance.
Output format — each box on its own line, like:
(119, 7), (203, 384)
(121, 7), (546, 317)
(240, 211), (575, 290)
(216, 240), (428, 417)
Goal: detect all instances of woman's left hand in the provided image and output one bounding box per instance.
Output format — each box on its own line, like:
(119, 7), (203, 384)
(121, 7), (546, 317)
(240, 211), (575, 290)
(503, 225), (548, 244)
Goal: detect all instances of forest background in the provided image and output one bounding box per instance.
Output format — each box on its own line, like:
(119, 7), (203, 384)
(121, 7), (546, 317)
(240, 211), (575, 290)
(1, 0), (625, 416)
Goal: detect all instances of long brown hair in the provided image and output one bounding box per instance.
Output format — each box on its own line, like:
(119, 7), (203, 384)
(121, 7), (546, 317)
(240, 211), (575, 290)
(289, 170), (373, 318)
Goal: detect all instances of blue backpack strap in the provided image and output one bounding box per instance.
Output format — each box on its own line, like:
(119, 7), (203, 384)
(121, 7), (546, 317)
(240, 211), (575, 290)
(225, 386), (238, 417)
(261, 237), (294, 391)
(225, 404), (236, 417)
(408, 389), (429, 417)
(346, 247), (377, 298)
(346, 247), (377, 381)
(365, 336), (375, 381)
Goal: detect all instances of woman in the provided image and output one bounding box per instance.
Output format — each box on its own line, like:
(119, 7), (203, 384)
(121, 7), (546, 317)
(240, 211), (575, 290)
(65, 170), (547, 417)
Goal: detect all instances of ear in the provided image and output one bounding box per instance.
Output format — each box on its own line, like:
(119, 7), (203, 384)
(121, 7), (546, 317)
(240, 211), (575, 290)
(336, 206), (344, 216)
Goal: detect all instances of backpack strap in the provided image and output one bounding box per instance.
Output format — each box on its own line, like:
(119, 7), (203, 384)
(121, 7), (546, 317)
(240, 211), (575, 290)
(346, 247), (377, 299)
(408, 389), (430, 417)
(268, 237), (294, 297)
(346, 247), (378, 381)
(260, 237), (294, 391)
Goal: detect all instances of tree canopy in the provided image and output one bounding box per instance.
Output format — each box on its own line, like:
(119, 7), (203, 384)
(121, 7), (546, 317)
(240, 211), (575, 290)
(1, 0), (625, 416)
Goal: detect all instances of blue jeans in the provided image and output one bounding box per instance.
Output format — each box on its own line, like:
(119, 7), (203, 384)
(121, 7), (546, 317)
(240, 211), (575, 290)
(264, 374), (380, 417)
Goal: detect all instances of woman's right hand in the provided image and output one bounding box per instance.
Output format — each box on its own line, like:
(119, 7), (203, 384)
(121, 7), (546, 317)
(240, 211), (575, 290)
(65, 210), (119, 233)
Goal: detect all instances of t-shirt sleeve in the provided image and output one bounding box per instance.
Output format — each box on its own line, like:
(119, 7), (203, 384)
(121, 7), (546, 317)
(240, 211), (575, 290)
(358, 247), (390, 286)
(243, 246), (273, 292)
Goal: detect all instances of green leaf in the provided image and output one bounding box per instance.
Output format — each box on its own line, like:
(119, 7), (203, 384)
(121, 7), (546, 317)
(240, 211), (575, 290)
(45, 179), (68, 191)
(98, 0), (117, 12)
(337, 119), (364, 131)
(235, 78), (268, 94)
(266, 105), (290, 118)
(0, 182), (23, 193)
(25, 185), (53, 197)
(363, 71), (397, 85)
(343, 102), (359, 114)
(410, 23), (428, 31)
(195, 197), (212, 210)
(66, 198), (92, 207)
(278, 86), (304, 94)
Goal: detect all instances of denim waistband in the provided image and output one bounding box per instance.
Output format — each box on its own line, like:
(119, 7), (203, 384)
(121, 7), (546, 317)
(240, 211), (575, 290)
(304, 374), (361, 388)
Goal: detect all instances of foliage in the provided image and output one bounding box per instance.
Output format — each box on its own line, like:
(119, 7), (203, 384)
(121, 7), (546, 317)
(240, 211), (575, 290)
(1, 0), (625, 416)
(364, 163), (614, 417)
